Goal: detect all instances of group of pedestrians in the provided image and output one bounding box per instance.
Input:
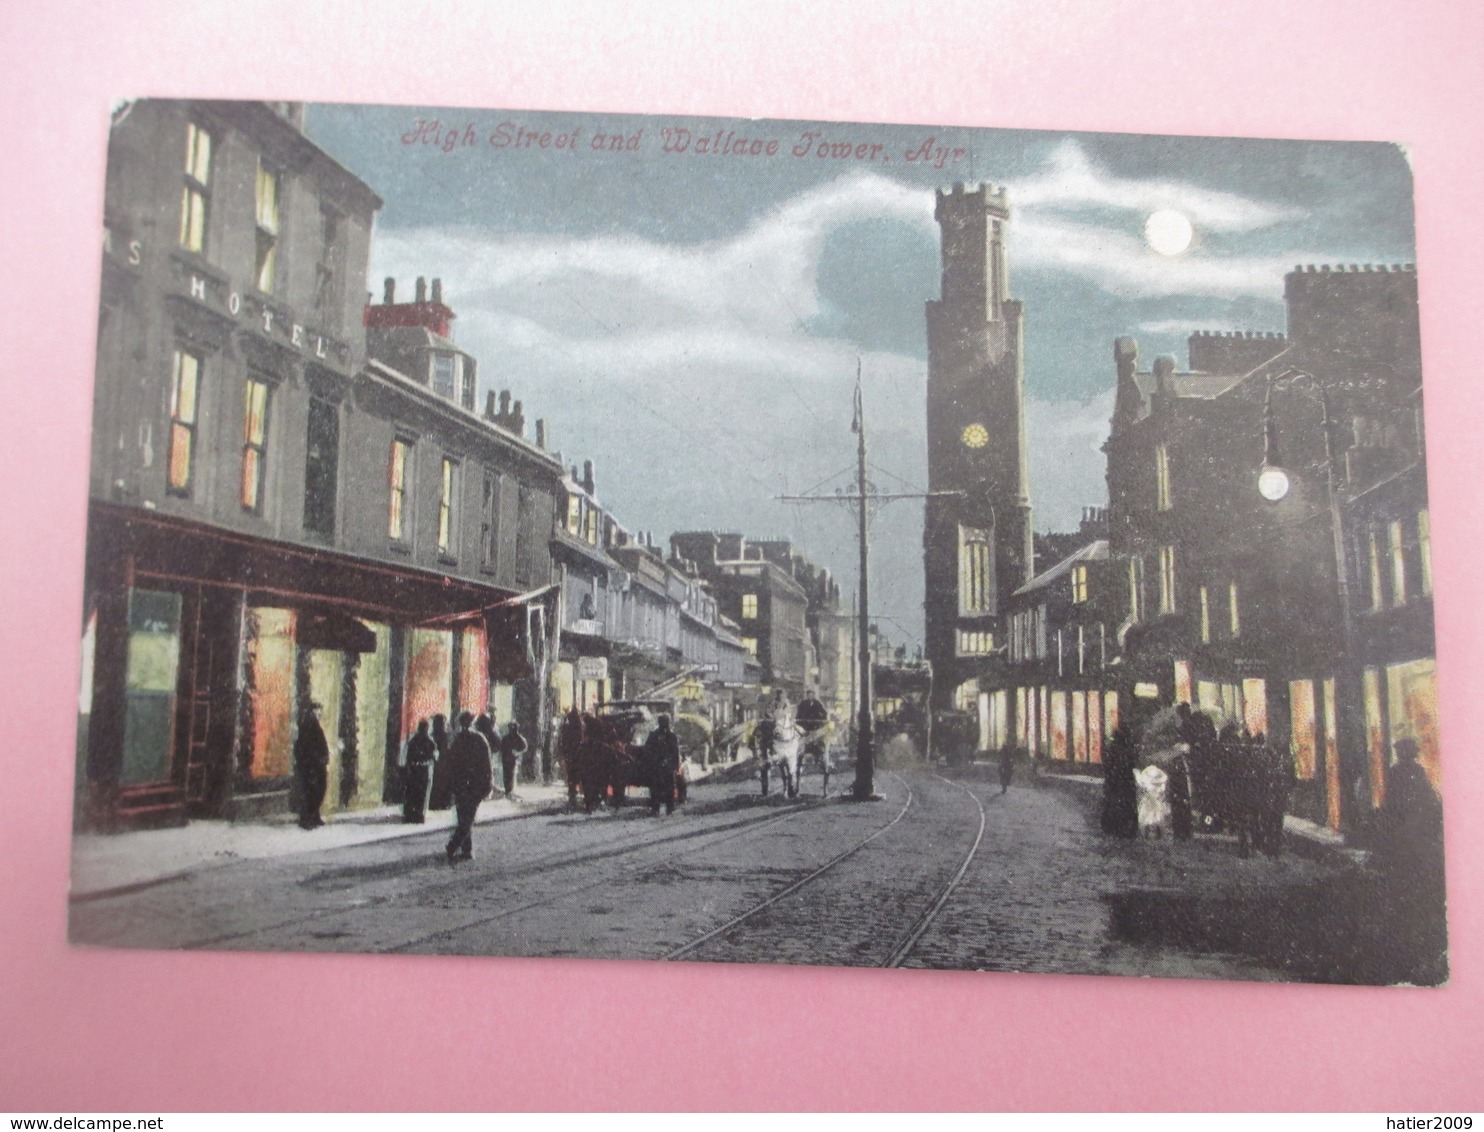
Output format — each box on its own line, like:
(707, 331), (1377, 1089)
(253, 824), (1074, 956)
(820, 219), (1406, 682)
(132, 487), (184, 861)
(1101, 701), (1293, 858)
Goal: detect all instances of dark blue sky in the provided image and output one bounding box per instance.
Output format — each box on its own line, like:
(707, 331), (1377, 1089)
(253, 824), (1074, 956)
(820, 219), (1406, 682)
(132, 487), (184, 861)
(304, 102), (1415, 647)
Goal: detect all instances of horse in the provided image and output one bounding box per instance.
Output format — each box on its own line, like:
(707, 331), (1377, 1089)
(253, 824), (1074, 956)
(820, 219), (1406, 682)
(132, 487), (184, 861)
(773, 717), (805, 800)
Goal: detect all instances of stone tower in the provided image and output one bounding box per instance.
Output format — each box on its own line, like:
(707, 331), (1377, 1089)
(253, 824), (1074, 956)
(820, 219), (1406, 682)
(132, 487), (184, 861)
(922, 182), (1033, 710)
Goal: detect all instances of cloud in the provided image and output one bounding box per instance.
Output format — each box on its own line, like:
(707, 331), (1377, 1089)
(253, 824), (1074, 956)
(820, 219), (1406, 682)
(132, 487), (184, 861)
(1014, 139), (1300, 232)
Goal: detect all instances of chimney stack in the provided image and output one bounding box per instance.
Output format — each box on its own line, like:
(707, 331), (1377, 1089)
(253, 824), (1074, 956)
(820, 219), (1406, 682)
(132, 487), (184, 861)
(484, 391), (498, 420)
(383, 277), (395, 304)
(535, 419), (547, 450)
(431, 278), (443, 305)
(582, 460), (595, 494)
(415, 276), (427, 303)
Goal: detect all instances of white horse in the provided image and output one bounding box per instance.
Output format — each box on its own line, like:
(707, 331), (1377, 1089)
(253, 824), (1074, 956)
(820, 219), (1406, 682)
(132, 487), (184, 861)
(772, 708), (806, 800)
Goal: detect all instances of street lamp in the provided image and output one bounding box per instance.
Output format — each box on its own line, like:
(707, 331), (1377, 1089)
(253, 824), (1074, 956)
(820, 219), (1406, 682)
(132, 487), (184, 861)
(1259, 367), (1356, 832)
(1258, 368), (1351, 651)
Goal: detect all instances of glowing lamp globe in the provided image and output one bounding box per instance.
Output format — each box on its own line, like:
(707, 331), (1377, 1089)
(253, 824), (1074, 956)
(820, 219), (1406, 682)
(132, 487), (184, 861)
(1257, 465), (1291, 502)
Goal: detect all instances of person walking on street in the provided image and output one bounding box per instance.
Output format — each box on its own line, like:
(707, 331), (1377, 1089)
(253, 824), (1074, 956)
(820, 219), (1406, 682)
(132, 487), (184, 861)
(402, 718), (437, 823)
(645, 714), (682, 815)
(1101, 722), (1140, 838)
(474, 714), (500, 797)
(559, 707), (585, 807)
(294, 701), (330, 830)
(445, 712), (493, 863)
(500, 721), (527, 798)
(998, 746), (1014, 795)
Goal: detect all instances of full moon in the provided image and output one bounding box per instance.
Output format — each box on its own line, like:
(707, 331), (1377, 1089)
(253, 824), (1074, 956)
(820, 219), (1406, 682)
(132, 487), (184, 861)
(1145, 209), (1194, 256)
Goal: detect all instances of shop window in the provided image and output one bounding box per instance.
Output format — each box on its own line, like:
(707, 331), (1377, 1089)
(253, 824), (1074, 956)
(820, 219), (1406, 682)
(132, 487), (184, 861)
(388, 438), (411, 541)
(120, 589), (183, 785)
(741, 637), (758, 656)
(741, 593), (758, 620)
(241, 377), (270, 512)
(254, 163), (279, 294)
(167, 348), (202, 495)
(179, 122), (211, 254)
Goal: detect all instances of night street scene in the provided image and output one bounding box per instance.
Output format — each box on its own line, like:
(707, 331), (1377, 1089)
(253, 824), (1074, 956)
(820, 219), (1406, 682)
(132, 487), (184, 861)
(71, 100), (1445, 985)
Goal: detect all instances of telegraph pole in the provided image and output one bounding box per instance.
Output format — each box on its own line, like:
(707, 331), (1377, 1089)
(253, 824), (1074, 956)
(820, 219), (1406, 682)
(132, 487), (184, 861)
(852, 371), (875, 799)
(778, 360), (961, 801)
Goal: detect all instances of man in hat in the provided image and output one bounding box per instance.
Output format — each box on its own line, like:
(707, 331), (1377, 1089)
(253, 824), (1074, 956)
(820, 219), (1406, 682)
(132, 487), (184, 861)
(445, 711), (493, 862)
(294, 701), (330, 830)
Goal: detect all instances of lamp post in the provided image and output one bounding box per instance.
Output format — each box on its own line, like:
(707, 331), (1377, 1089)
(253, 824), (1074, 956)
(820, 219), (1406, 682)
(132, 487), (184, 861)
(1259, 368), (1355, 831)
(1259, 369), (1353, 653)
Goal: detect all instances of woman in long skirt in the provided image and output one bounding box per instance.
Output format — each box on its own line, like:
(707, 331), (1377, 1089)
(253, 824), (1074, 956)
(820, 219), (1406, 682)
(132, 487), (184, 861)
(1134, 763), (1171, 838)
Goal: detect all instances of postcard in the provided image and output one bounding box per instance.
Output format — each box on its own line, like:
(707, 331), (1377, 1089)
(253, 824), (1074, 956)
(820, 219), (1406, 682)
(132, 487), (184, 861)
(69, 99), (1443, 984)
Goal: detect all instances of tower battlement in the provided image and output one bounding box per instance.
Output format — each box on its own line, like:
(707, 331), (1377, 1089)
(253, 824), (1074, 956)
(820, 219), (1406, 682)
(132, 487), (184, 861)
(934, 181), (1010, 221)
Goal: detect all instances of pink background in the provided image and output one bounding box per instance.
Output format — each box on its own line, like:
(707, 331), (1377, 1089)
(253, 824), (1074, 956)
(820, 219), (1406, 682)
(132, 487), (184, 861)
(2, 0), (1482, 1111)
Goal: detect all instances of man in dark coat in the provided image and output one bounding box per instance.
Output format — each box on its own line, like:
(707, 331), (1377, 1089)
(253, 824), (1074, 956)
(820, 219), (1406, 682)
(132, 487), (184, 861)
(402, 718), (437, 823)
(428, 714), (453, 810)
(646, 714), (682, 815)
(559, 707), (585, 806)
(998, 746), (1015, 795)
(1168, 753), (1194, 840)
(500, 721), (528, 798)
(474, 714), (500, 796)
(1101, 722), (1140, 838)
(755, 715), (776, 796)
(445, 711), (493, 862)
(294, 702), (330, 830)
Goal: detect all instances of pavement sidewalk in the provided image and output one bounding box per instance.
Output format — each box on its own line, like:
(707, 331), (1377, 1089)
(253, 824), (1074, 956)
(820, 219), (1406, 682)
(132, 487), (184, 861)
(69, 783), (569, 901)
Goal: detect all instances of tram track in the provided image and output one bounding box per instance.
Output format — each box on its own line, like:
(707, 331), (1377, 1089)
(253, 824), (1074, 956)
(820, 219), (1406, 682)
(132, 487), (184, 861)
(661, 770), (988, 969)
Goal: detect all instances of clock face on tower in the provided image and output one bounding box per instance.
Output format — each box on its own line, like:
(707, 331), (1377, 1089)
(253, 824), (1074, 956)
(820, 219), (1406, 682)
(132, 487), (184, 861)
(961, 422), (989, 449)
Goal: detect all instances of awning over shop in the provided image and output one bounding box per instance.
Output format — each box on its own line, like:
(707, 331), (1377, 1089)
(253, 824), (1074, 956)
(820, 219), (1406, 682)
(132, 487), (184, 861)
(297, 610), (378, 653)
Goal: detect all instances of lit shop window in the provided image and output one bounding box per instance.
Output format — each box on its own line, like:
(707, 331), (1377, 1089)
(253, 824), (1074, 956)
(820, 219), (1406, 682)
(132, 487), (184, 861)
(958, 525), (992, 616)
(741, 593), (758, 620)
(254, 163), (279, 293)
(1158, 546), (1176, 615)
(241, 378), (270, 512)
(1071, 564), (1089, 604)
(437, 457), (460, 556)
(179, 122), (212, 254)
(167, 348), (202, 495)
(741, 637), (758, 656)
(1155, 444), (1173, 511)
(388, 438), (411, 540)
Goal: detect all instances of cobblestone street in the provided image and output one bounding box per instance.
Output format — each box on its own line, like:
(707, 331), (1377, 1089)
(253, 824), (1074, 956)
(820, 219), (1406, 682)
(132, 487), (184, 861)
(69, 763), (1380, 982)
